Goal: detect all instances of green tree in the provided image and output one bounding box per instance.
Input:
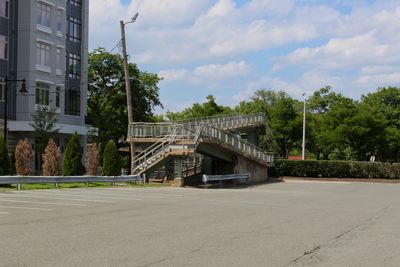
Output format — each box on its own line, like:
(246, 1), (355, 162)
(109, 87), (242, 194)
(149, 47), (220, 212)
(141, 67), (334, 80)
(30, 105), (59, 167)
(0, 135), (10, 175)
(236, 90), (302, 158)
(87, 48), (163, 149)
(166, 95), (232, 121)
(102, 140), (121, 176)
(361, 87), (400, 161)
(62, 133), (85, 176)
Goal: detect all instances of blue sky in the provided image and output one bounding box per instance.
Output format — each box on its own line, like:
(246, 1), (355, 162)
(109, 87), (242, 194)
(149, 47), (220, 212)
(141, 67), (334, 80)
(89, 0), (400, 113)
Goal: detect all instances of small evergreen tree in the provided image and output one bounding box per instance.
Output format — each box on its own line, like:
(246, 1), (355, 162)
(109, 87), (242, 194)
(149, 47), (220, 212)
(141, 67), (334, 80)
(85, 143), (101, 175)
(42, 139), (61, 176)
(15, 139), (34, 176)
(0, 135), (10, 175)
(62, 133), (85, 176)
(102, 140), (121, 176)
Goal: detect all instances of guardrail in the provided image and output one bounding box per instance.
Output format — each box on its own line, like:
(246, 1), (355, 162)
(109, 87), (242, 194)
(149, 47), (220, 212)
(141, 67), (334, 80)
(202, 173), (250, 187)
(0, 175), (144, 190)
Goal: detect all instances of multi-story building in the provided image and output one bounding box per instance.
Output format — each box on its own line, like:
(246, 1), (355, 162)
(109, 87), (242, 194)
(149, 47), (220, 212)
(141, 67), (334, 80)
(1, 0), (90, 170)
(0, 0), (18, 130)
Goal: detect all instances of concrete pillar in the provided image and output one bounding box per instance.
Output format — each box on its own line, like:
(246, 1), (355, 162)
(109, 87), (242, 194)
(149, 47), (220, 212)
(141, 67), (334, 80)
(173, 159), (184, 187)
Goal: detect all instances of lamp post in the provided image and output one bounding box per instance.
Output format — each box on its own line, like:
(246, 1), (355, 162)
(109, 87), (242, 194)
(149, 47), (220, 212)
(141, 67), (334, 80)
(3, 77), (27, 143)
(302, 93), (306, 160)
(120, 13), (139, 173)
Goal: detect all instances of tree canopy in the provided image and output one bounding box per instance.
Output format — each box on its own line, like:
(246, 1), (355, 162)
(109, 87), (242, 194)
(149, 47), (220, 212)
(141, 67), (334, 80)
(87, 48), (163, 148)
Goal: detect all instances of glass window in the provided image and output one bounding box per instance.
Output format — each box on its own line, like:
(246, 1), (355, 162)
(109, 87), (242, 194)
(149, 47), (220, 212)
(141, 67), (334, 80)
(36, 42), (50, 66)
(68, 53), (80, 79)
(57, 10), (62, 31)
(68, 16), (81, 43)
(37, 3), (51, 27)
(36, 82), (50, 106)
(0, 35), (8, 59)
(0, 80), (4, 101)
(71, 0), (81, 7)
(56, 86), (61, 108)
(0, 0), (9, 18)
(56, 47), (62, 67)
(65, 89), (80, 116)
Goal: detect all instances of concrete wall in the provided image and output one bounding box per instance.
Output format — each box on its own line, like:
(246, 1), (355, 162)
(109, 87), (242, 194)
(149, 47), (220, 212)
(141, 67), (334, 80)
(234, 156), (269, 183)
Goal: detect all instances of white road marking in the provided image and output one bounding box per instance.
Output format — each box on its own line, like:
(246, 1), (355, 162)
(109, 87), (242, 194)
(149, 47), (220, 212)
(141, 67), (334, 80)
(0, 205), (52, 211)
(0, 198), (87, 207)
(91, 188), (184, 198)
(283, 179), (352, 184)
(0, 193), (115, 203)
(0, 212), (9, 215)
(22, 190), (143, 201)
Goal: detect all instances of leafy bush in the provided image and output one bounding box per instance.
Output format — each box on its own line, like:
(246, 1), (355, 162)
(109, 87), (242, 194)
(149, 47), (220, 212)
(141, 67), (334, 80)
(0, 135), (10, 175)
(86, 143), (101, 175)
(15, 139), (34, 175)
(62, 133), (85, 176)
(42, 139), (61, 176)
(275, 159), (400, 179)
(102, 140), (121, 176)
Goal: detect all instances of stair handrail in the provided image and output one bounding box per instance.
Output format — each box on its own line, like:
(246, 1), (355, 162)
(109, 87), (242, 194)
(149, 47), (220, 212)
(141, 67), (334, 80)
(131, 128), (179, 173)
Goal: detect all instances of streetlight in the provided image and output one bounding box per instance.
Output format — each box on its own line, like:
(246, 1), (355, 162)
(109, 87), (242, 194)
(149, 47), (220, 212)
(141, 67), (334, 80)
(302, 92), (306, 160)
(120, 12), (139, 173)
(3, 77), (27, 142)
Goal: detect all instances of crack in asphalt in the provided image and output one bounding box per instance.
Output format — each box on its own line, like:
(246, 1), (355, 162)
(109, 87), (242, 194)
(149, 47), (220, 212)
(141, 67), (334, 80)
(284, 205), (391, 266)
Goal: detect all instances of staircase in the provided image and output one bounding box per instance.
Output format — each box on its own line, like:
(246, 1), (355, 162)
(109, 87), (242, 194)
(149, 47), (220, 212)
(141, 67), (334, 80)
(128, 113), (274, 176)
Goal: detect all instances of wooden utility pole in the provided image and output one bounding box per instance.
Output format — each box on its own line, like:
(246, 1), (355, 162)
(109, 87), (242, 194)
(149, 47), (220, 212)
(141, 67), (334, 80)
(120, 20), (136, 173)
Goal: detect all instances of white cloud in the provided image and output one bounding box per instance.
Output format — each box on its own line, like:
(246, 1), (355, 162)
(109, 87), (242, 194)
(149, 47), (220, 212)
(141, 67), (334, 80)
(159, 61), (251, 84)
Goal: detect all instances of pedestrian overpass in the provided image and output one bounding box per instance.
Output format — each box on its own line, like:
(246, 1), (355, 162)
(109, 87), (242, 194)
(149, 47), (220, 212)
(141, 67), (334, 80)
(127, 113), (274, 185)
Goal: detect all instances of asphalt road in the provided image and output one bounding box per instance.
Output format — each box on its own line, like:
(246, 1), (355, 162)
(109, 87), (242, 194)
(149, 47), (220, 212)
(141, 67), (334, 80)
(1, 180), (400, 267)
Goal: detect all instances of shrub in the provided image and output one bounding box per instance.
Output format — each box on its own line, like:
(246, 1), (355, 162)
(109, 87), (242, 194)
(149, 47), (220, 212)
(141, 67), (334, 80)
(275, 159), (400, 179)
(62, 133), (85, 176)
(86, 143), (101, 175)
(42, 139), (61, 176)
(0, 135), (10, 175)
(102, 140), (121, 176)
(15, 139), (34, 176)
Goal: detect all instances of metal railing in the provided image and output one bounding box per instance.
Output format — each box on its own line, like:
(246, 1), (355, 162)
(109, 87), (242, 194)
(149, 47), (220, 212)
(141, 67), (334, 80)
(129, 122), (274, 165)
(178, 113), (265, 130)
(198, 124), (275, 164)
(202, 173), (250, 186)
(128, 113), (265, 138)
(0, 175), (144, 190)
(131, 127), (196, 174)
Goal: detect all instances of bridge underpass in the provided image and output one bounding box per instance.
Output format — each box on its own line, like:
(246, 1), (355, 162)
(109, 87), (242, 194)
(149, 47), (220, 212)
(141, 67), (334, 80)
(127, 113), (275, 185)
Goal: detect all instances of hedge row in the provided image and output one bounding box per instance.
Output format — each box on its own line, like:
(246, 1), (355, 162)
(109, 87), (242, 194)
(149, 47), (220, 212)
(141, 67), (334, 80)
(275, 160), (400, 179)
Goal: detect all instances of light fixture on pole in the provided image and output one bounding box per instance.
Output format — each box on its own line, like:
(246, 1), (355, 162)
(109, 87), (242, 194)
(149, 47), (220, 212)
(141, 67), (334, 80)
(120, 12), (139, 173)
(302, 92), (306, 160)
(3, 77), (27, 142)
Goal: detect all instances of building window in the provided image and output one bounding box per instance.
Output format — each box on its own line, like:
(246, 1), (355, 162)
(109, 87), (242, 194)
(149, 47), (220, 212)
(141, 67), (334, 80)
(56, 86), (61, 108)
(56, 47), (62, 67)
(71, 0), (81, 7)
(0, 80), (5, 101)
(68, 53), (80, 79)
(65, 89), (80, 116)
(36, 42), (50, 66)
(0, 35), (8, 60)
(0, 0), (9, 18)
(36, 3), (51, 27)
(57, 10), (62, 32)
(36, 82), (50, 106)
(68, 16), (81, 43)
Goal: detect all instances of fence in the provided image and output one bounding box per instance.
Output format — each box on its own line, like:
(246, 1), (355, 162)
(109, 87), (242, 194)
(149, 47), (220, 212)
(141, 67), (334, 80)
(0, 175), (144, 190)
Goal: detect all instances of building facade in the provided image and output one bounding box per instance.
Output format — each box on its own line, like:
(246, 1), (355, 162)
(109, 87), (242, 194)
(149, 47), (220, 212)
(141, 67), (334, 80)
(1, 0), (90, 170)
(0, 0), (18, 122)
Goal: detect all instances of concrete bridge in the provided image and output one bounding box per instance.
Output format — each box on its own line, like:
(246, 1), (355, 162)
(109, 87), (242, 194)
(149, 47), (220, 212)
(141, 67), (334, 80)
(127, 113), (274, 185)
